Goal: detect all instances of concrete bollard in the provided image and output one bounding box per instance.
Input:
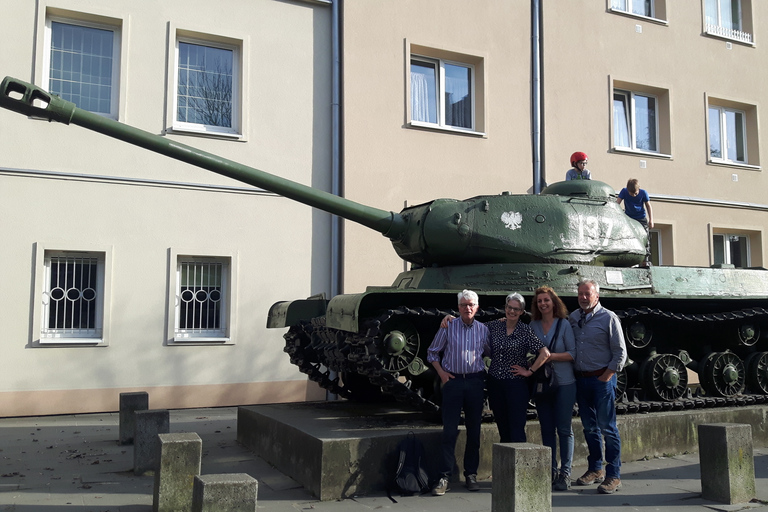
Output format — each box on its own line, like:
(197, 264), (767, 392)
(119, 392), (149, 445)
(134, 409), (170, 475)
(492, 443), (551, 512)
(698, 423), (755, 504)
(191, 473), (258, 512)
(153, 433), (203, 512)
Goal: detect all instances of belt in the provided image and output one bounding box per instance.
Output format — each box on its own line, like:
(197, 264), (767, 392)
(452, 371), (486, 379)
(575, 367), (607, 378)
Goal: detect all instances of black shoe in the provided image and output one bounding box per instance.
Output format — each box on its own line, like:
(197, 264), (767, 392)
(465, 474), (480, 491)
(554, 473), (571, 491)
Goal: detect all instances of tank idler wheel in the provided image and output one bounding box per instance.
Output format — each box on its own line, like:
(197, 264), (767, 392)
(699, 351), (745, 397)
(734, 323), (760, 347)
(745, 352), (768, 395)
(625, 321), (652, 349)
(639, 353), (689, 401)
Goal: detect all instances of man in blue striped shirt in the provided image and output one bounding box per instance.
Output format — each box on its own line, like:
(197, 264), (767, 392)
(427, 289), (491, 496)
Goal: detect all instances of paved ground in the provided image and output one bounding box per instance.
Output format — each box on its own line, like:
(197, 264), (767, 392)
(1, 407), (767, 511)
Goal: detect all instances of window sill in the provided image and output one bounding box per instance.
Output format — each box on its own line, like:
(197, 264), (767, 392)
(407, 121), (486, 138)
(608, 8), (668, 26)
(708, 159), (761, 171)
(704, 27), (755, 47)
(611, 147), (672, 159)
(171, 336), (233, 345)
(167, 126), (245, 141)
(38, 337), (106, 346)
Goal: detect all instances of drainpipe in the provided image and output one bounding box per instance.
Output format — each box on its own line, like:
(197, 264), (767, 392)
(531, 0), (544, 193)
(328, 0), (342, 400)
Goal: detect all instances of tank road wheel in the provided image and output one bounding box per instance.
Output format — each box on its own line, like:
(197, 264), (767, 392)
(745, 352), (768, 395)
(380, 318), (421, 374)
(624, 321), (652, 349)
(639, 353), (689, 401)
(699, 351), (745, 397)
(733, 323), (761, 347)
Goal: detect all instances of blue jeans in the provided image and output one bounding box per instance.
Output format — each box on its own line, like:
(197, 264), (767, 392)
(576, 374), (621, 479)
(488, 376), (529, 443)
(535, 382), (576, 477)
(439, 374), (486, 477)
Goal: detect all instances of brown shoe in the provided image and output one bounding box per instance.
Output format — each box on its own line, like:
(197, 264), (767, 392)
(576, 469), (605, 486)
(598, 477), (622, 494)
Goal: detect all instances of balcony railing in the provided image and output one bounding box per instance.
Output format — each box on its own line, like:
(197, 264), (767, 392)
(705, 23), (753, 44)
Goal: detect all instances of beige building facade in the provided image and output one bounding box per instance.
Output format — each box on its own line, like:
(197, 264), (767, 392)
(0, 0), (331, 416)
(1, 0), (767, 416)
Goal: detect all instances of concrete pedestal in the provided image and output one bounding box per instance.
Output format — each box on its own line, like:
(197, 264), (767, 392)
(492, 443), (550, 512)
(119, 392), (148, 445)
(153, 432), (202, 512)
(134, 409), (170, 475)
(698, 423), (755, 504)
(191, 473), (257, 512)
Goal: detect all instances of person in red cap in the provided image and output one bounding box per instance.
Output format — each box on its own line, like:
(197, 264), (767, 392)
(566, 152), (591, 180)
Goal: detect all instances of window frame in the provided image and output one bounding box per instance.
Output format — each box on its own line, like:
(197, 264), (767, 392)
(712, 233), (751, 267)
(407, 43), (485, 137)
(613, 89), (660, 154)
(42, 14), (121, 119)
(708, 105), (747, 164)
(32, 244), (113, 347)
(706, 96), (760, 169)
(168, 251), (237, 345)
(170, 33), (242, 138)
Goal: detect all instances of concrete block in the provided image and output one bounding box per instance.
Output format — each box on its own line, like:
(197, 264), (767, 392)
(492, 443), (550, 512)
(698, 423), (755, 504)
(191, 473), (258, 512)
(153, 432), (202, 512)
(134, 409), (170, 475)
(119, 392), (148, 445)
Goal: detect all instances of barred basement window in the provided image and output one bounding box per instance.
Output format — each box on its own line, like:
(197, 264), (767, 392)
(175, 258), (228, 340)
(42, 252), (104, 342)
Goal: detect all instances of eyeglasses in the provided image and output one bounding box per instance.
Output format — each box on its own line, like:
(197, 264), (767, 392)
(505, 306), (523, 312)
(458, 303), (476, 308)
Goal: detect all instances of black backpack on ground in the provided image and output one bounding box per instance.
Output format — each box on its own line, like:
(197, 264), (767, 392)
(393, 431), (430, 495)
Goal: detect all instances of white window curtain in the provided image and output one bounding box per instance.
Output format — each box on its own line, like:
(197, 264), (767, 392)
(613, 96), (630, 148)
(411, 72), (431, 123)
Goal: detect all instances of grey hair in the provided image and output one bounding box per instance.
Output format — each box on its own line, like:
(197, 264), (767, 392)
(457, 289), (479, 305)
(578, 279), (600, 294)
(506, 292), (525, 310)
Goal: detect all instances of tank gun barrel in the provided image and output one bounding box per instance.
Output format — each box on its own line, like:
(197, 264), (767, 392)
(0, 76), (407, 240)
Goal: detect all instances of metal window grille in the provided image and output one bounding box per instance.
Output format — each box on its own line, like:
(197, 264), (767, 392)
(177, 260), (224, 336)
(44, 256), (99, 336)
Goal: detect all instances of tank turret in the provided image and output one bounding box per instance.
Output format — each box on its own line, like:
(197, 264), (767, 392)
(4, 76), (768, 413)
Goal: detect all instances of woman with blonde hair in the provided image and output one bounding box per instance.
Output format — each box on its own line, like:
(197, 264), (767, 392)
(529, 286), (577, 491)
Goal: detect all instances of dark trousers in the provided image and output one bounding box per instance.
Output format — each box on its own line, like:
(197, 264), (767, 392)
(488, 376), (530, 443)
(439, 375), (485, 477)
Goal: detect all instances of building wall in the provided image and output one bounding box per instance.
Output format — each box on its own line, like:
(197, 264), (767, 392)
(0, 0), (330, 416)
(341, 0), (534, 293)
(541, 0), (768, 267)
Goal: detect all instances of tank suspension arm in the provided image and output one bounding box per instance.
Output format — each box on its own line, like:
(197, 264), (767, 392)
(0, 77), (408, 241)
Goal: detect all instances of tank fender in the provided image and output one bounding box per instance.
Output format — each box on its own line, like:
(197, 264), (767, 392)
(267, 294), (328, 328)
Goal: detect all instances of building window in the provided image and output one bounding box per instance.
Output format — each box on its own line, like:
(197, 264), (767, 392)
(41, 252), (105, 343)
(713, 233), (750, 267)
(410, 55), (475, 131)
(174, 38), (239, 135)
(709, 106), (746, 163)
(614, 89), (658, 153)
(612, 0), (655, 17)
(705, 0), (753, 43)
(44, 18), (120, 118)
(175, 257), (229, 341)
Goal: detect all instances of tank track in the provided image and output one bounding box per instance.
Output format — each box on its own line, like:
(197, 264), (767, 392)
(283, 304), (768, 416)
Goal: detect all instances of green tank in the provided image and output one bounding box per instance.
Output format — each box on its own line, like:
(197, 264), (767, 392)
(3, 76), (768, 410)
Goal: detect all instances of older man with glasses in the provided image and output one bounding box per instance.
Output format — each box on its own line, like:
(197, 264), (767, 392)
(427, 289), (490, 496)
